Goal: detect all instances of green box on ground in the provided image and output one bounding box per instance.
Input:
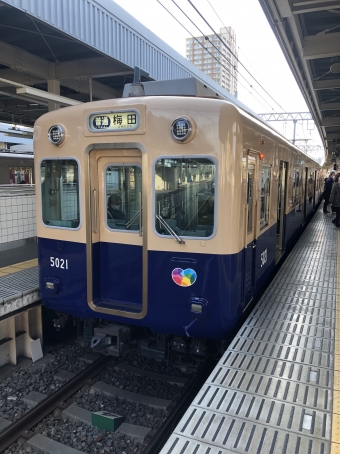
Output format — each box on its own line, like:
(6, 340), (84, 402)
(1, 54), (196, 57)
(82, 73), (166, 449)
(92, 411), (124, 431)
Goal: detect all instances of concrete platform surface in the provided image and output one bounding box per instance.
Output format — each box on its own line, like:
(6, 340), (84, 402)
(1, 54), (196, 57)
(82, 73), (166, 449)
(92, 381), (171, 410)
(0, 265), (39, 318)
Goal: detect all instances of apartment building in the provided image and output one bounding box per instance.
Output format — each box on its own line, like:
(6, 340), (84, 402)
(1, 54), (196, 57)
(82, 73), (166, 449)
(186, 27), (238, 96)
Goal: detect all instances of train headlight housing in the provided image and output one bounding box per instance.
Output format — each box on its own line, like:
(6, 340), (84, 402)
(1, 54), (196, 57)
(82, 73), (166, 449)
(48, 125), (65, 146)
(171, 117), (192, 142)
(44, 277), (60, 294)
(188, 297), (208, 318)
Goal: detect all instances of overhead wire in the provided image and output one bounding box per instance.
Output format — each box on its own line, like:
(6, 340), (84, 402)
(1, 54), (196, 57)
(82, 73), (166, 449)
(201, 0), (307, 142)
(187, 0), (287, 112)
(156, 0), (273, 111)
(157, 0), (306, 143)
(170, 0), (276, 111)
(205, 0), (264, 84)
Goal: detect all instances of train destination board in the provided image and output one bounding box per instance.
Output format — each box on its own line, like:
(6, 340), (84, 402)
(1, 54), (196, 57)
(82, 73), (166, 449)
(88, 111), (139, 132)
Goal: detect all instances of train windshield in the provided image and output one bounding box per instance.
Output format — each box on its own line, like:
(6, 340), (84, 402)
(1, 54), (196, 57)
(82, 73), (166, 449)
(154, 158), (215, 238)
(40, 159), (80, 229)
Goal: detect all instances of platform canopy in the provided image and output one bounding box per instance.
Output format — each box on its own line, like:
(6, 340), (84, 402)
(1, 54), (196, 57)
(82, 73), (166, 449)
(0, 0), (244, 128)
(258, 0), (340, 164)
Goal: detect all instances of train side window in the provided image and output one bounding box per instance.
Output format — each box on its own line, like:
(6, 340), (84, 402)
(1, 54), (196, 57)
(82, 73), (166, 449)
(260, 165), (271, 229)
(40, 159), (80, 229)
(154, 158), (216, 239)
(105, 165), (142, 231)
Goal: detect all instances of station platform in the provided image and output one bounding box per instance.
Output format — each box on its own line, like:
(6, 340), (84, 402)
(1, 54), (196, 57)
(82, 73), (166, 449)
(161, 207), (339, 454)
(0, 258), (39, 319)
(0, 255), (41, 368)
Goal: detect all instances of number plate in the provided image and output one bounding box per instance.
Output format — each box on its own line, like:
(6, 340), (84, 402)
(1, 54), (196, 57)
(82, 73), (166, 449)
(50, 257), (68, 269)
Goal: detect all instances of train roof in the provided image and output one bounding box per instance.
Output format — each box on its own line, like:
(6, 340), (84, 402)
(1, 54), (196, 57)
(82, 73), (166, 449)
(123, 78), (321, 167)
(123, 77), (259, 120)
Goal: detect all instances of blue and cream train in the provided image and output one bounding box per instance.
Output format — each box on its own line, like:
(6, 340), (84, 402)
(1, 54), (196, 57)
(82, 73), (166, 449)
(34, 78), (323, 354)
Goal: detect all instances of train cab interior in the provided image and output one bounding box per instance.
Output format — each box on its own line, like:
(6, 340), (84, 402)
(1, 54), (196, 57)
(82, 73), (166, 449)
(154, 158), (215, 239)
(105, 164), (142, 232)
(40, 159), (80, 229)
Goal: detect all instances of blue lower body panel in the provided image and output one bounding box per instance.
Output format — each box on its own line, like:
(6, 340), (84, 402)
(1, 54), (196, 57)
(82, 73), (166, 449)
(95, 242), (142, 311)
(38, 214), (309, 340)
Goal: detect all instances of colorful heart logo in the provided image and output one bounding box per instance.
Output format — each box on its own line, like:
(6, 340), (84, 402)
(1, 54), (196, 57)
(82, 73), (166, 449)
(172, 268), (197, 287)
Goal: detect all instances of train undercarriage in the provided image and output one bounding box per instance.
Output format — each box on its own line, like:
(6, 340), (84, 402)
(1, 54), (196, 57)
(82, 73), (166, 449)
(52, 312), (220, 372)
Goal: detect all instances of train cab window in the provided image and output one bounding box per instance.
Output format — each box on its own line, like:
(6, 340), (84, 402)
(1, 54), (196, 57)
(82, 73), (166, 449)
(40, 160), (80, 229)
(260, 165), (271, 229)
(105, 165), (142, 231)
(154, 158), (216, 238)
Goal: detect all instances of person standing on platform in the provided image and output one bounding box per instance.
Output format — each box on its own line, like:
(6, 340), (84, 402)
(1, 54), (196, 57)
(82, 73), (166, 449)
(323, 170), (335, 213)
(329, 173), (340, 227)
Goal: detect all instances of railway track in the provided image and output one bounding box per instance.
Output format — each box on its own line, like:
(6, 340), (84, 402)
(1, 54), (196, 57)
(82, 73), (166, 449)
(0, 356), (112, 453)
(0, 348), (217, 453)
(141, 357), (217, 454)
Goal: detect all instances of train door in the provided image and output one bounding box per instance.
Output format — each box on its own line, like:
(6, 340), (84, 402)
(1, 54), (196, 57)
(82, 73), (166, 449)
(276, 161), (287, 263)
(303, 167), (308, 223)
(313, 170), (317, 209)
(88, 149), (146, 319)
(243, 152), (258, 307)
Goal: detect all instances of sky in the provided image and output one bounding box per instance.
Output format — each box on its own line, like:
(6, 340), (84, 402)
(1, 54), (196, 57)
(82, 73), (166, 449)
(118, 0), (323, 159)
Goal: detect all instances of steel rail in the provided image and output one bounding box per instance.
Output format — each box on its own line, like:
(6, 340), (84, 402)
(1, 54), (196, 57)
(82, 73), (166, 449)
(0, 355), (112, 453)
(141, 357), (217, 454)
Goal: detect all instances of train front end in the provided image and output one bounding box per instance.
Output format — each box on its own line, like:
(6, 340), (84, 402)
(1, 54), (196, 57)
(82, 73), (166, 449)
(34, 92), (246, 348)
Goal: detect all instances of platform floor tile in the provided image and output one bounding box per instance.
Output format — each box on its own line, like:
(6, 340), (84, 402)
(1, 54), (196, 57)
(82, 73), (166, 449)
(161, 208), (337, 454)
(0, 266), (39, 303)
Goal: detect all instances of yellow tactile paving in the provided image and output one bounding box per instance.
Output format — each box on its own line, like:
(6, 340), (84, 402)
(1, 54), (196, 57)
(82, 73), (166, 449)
(0, 259), (38, 276)
(335, 355), (340, 372)
(12, 259), (38, 270)
(333, 415), (340, 443)
(0, 266), (16, 276)
(334, 375), (340, 392)
(331, 442), (340, 454)
(334, 391), (340, 415)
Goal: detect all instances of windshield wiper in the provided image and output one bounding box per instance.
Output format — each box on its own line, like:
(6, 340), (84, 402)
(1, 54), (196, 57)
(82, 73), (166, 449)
(156, 214), (185, 244)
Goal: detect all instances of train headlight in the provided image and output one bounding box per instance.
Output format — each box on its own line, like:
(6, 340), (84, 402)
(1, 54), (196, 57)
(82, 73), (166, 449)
(48, 125), (65, 146)
(188, 297), (208, 318)
(171, 117), (192, 142)
(44, 277), (60, 294)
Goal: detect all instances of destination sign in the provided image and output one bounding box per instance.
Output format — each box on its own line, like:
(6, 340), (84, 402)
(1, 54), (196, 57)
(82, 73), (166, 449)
(88, 111), (139, 132)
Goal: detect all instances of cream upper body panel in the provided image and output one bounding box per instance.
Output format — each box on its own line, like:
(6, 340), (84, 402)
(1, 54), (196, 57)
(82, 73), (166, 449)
(34, 96), (318, 256)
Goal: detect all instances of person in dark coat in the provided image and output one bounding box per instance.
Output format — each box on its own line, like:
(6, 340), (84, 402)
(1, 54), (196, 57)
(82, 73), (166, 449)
(107, 194), (126, 220)
(323, 170), (335, 213)
(329, 173), (340, 227)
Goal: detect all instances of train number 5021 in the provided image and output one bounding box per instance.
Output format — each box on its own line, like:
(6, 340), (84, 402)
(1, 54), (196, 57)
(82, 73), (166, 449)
(50, 257), (68, 269)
